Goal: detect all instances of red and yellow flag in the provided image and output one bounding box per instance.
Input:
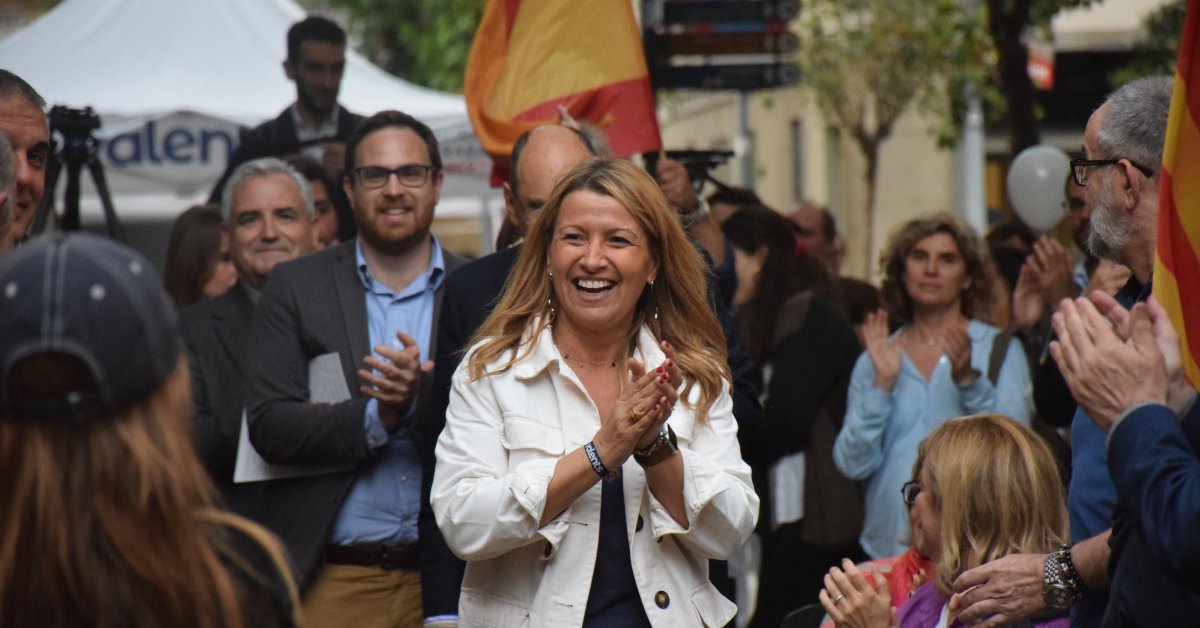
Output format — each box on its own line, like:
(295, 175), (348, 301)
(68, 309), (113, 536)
(464, 0), (662, 184)
(1154, 1), (1200, 386)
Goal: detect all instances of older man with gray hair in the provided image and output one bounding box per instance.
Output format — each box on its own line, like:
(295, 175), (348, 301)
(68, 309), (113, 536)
(180, 156), (316, 509)
(951, 75), (1173, 628)
(0, 70), (48, 251)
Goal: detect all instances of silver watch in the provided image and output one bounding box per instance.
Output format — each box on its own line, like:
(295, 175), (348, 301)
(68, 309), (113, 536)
(633, 425), (678, 458)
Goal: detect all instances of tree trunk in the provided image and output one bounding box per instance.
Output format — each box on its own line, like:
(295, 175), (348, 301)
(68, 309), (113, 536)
(989, 0), (1040, 158)
(862, 143), (880, 277)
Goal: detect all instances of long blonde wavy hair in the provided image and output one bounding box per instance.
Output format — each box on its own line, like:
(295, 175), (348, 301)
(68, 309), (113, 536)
(916, 414), (1068, 597)
(467, 157), (730, 422)
(0, 356), (298, 628)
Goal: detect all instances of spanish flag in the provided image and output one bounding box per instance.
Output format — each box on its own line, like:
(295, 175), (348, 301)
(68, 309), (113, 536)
(464, 0), (662, 184)
(1154, 1), (1200, 386)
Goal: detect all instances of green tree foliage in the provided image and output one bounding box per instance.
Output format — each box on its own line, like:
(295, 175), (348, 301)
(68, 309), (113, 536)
(799, 0), (982, 268)
(316, 0), (484, 93)
(1112, 0), (1185, 85)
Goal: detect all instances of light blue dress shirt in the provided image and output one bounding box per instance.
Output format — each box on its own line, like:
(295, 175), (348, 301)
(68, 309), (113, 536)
(328, 237), (445, 546)
(833, 319), (1032, 559)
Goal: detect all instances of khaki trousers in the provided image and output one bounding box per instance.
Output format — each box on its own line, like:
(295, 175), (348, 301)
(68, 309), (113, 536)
(301, 564), (423, 628)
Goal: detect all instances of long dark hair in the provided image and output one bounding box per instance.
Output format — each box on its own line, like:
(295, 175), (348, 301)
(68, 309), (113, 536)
(163, 205), (225, 308)
(721, 205), (833, 363)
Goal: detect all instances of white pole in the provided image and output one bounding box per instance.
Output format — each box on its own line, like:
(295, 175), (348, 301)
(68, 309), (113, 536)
(736, 92), (755, 187)
(960, 83), (987, 235)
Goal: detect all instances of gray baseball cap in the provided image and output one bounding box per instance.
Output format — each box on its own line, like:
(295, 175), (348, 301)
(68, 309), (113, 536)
(0, 233), (180, 421)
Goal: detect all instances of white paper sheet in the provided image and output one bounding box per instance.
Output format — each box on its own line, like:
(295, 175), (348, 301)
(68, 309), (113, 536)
(233, 352), (355, 483)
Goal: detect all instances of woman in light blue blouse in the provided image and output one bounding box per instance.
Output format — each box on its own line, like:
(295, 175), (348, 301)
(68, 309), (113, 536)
(833, 214), (1032, 559)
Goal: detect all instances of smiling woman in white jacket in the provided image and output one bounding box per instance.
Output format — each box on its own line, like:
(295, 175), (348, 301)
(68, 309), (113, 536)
(431, 158), (758, 628)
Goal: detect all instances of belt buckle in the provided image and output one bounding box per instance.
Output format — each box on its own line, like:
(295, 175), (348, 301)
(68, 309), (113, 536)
(379, 545), (405, 570)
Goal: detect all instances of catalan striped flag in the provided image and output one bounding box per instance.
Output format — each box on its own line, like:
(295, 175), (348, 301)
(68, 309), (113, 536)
(464, 0), (662, 184)
(1154, 1), (1200, 386)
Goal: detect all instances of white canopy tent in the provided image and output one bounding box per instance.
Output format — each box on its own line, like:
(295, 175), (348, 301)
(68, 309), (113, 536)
(0, 0), (497, 238)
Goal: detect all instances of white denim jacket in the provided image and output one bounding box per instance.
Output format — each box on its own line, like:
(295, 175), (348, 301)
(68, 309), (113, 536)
(432, 324), (759, 627)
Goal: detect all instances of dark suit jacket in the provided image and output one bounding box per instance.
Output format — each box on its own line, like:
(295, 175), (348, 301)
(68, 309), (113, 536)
(180, 282), (266, 514)
(1104, 401), (1200, 625)
(244, 239), (465, 615)
(209, 104), (364, 240)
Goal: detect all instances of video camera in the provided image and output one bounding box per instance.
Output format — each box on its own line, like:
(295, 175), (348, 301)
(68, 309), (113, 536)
(643, 149), (736, 195)
(32, 105), (123, 240)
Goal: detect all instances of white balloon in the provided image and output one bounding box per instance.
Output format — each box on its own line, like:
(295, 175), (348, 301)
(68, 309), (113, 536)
(1006, 145), (1070, 232)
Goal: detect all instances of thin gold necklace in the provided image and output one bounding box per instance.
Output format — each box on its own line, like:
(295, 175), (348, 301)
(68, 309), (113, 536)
(562, 352), (619, 369)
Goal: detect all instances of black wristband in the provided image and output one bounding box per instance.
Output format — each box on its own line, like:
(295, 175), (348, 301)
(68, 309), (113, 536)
(584, 440), (618, 481)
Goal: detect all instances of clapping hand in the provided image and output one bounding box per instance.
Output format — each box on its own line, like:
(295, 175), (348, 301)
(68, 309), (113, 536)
(942, 322), (976, 387)
(359, 331), (432, 431)
(1085, 259), (1132, 296)
(862, 309), (901, 391)
(1049, 296), (1166, 431)
(1011, 237), (1073, 330)
(592, 358), (678, 466)
(820, 559), (897, 628)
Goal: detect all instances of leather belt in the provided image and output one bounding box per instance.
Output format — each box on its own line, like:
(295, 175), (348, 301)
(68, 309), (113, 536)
(323, 543), (419, 571)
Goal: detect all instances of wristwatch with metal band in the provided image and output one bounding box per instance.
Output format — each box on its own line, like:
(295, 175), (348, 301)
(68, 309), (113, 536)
(1043, 545), (1084, 610)
(633, 425), (678, 467)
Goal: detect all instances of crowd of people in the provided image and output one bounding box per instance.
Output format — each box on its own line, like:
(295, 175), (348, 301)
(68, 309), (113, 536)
(1, 11), (1198, 628)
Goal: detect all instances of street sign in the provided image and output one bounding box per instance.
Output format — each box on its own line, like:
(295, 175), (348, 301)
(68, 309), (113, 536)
(662, 0), (800, 25)
(645, 0), (801, 92)
(650, 62), (800, 90)
(648, 31), (799, 56)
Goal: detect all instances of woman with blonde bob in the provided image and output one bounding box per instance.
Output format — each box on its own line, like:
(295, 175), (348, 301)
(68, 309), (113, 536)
(821, 414), (1068, 627)
(432, 157), (758, 627)
(0, 233), (297, 628)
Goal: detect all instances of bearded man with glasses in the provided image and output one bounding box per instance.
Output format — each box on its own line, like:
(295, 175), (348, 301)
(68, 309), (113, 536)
(243, 109), (467, 627)
(952, 76), (1184, 628)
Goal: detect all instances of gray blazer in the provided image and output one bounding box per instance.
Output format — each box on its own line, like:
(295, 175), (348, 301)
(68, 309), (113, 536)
(244, 239), (465, 601)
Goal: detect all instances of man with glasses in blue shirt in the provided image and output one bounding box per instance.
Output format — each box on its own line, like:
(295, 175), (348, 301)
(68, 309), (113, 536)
(245, 109), (466, 628)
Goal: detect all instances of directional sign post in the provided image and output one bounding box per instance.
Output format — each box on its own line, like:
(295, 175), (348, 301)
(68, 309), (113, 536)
(642, 0), (802, 187)
(645, 0), (801, 91)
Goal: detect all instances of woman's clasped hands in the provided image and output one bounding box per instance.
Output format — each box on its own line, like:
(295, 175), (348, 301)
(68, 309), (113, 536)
(820, 559), (897, 628)
(592, 341), (682, 467)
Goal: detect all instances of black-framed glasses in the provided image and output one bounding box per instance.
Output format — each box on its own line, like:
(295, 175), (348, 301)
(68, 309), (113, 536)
(1069, 158), (1154, 187)
(901, 481), (921, 506)
(353, 164), (436, 189)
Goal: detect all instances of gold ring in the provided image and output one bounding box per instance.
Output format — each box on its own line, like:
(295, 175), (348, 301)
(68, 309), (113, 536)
(832, 593), (846, 604)
(628, 408), (640, 423)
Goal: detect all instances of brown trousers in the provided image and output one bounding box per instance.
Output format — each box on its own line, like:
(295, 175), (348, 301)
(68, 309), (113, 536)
(301, 564), (423, 628)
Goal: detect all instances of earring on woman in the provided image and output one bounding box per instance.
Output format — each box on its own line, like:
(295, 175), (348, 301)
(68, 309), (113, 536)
(648, 279), (658, 321)
(546, 269), (557, 324)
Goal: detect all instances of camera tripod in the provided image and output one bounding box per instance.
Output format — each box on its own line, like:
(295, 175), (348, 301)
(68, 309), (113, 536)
(31, 106), (125, 242)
